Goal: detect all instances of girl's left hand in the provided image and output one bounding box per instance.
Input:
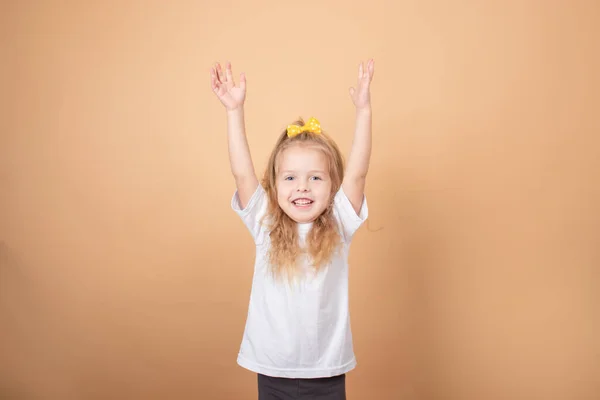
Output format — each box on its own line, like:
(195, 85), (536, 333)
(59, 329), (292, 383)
(349, 59), (374, 110)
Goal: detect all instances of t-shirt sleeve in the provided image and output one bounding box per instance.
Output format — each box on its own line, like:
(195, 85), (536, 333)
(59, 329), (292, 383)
(231, 184), (269, 244)
(333, 186), (369, 243)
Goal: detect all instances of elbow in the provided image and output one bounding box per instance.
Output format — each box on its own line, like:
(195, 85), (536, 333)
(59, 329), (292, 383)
(231, 167), (257, 181)
(345, 169), (368, 182)
(344, 174), (367, 186)
(233, 173), (257, 186)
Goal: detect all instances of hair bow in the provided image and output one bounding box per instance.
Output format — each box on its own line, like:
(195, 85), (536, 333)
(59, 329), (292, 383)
(286, 117), (322, 138)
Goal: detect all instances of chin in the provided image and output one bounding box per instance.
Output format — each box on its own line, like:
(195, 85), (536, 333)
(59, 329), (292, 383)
(292, 214), (317, 223)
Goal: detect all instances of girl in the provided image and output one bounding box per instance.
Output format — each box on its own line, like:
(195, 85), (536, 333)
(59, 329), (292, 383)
(210, 59), (374, 399)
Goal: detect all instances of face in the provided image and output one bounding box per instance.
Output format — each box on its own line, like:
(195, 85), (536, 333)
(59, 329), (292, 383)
(275, 144), (333, 223)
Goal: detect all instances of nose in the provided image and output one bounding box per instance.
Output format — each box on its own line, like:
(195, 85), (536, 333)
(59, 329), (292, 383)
(296, 178), (309, 192)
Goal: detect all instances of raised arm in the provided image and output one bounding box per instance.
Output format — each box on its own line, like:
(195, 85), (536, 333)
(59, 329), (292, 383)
(211, 62), (258, 208)
(342, 59), (375, 214)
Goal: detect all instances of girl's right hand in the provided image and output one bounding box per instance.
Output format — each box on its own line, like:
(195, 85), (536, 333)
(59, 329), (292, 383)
(210, 62), (246, 111)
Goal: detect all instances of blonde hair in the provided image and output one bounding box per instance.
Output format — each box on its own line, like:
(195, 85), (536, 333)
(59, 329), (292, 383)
(261, 118), (345, 281)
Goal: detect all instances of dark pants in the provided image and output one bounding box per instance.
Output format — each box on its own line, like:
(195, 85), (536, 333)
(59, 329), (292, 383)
(257, 373), (346, 400)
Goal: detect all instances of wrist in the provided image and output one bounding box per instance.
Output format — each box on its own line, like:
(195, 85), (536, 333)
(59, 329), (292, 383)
(226, 106), (245, 116)
(355, 106), (372, 115)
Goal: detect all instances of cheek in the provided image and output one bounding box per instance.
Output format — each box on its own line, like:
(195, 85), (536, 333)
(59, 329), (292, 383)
(276, 182), (290, 199)
(317, 182), (333, 201)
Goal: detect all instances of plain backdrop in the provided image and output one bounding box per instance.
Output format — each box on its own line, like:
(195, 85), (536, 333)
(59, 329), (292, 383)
(1, 1), (599, 399)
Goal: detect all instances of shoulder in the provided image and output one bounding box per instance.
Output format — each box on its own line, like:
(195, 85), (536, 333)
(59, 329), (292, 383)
(232, 184), (266, 213)
(231, 184), (270, 244)
(332, 186), (368, 243)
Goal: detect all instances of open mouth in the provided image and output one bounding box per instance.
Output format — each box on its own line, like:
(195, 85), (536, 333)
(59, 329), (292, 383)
(292, 198), (314, 207)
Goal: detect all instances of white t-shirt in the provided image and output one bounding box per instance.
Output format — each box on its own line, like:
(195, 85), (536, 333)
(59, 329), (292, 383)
(231, 184), (368, 378)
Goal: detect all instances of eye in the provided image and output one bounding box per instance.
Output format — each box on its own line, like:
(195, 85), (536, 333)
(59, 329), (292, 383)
(284, 176), (294, 181)
(310, 176), (322, 181)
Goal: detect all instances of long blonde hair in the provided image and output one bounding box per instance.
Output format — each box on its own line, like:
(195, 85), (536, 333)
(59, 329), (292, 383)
(261, 118), (345, 280)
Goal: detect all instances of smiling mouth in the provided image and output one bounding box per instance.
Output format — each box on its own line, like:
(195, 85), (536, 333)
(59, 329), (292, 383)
(292, 198), (314, 206)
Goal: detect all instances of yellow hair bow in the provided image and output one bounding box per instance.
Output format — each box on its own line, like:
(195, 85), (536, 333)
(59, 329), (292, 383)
(286, 117), (322, 138)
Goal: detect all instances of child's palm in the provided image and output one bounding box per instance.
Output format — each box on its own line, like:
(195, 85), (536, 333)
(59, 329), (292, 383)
(349, 59), (374, 109)
(211, 62), (246, 111)
(215, 85), (245, 110)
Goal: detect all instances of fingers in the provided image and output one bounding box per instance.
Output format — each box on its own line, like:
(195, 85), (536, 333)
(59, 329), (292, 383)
(350, 58), (374, 104)
(210, 67), (220, 92)
(225, 62), (235, 89)
(357, 59), (374, 81)
(216, 63), (225, 84)
(213, 61), (243, 91)
(367, 58), (374, 80)
(239, 72), (246, 91)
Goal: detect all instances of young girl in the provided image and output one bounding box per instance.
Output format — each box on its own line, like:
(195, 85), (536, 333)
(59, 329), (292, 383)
(210, 59), (374, 399)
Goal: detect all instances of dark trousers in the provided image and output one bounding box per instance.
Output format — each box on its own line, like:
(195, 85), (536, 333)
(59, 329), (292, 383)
(257, 373), (346, 400)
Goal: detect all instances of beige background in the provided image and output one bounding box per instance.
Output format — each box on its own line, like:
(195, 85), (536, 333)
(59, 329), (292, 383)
(1, 1), (599, 399)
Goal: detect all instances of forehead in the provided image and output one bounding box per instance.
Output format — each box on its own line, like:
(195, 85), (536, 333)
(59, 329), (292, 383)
(277, 144), (328, 171)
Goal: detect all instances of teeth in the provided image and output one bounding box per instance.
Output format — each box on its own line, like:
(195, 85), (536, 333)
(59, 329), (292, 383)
(294, 200), (312, 205)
